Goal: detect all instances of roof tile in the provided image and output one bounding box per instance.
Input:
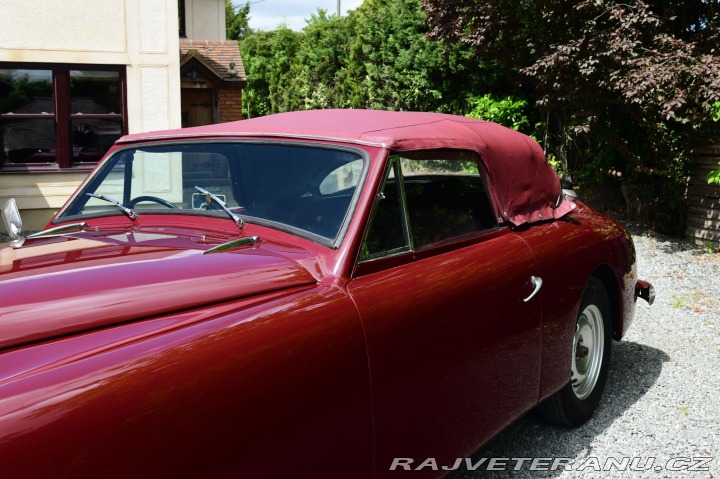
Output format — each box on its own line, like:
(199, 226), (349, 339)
(179, 39), (246, 82)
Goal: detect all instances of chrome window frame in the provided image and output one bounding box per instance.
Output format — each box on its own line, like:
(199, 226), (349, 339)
(358, 156), (413, 262)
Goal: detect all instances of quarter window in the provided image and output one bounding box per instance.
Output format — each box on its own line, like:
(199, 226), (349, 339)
(361, 160), (411, 259)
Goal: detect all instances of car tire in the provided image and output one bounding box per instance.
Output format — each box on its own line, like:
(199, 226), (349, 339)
(539, 276), (613, 427)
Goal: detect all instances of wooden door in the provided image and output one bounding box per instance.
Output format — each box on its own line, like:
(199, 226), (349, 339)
(181, 89), (214, 127)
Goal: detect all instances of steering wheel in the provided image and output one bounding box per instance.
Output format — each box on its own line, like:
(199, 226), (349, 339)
(128, 196), (179, 209)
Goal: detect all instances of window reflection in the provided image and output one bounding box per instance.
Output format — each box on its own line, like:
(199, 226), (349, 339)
(0, 69), (53, 114)
(71, 119), (123, 163)
(70, 70), (121, 114)
(1, 119), (56, 164)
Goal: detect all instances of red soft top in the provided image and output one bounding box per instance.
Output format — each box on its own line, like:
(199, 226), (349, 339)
(118, 109), (575, 226)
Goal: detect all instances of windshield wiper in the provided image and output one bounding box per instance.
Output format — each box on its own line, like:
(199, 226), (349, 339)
(194, 186), (245, 231)
(86, 193), (138, 221)
(28, 222), (87, 238)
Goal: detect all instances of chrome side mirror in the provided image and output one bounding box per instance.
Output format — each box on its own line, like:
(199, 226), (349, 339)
(2, 198), (24, 244)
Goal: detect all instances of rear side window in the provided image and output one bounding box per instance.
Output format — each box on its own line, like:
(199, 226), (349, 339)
(360, 150), (497, 261)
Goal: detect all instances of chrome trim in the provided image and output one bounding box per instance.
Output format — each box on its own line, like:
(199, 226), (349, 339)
(361, 245), (413, 263)
(194, 186), (245, 230)
(86, 193), (138, 221)
(562, 188), (578, 202)
(357, 156), (413, 263)
(394, 158), (414, 251)
(8, 238), (25, 249)
(648, 284), (655, 305)
(523, 276), (543, 303)
(571, 304), (605, 400)
(635, 280), (655, 305)
(28, 222), (87, 238)
(203, 236), (259, 255)
(2, 198), (23, 240)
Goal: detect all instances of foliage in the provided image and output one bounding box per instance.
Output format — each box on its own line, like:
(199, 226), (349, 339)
(239, 0), (497, 117)
(347, 0), (490, 113)
(226, 0), (252, 41)
(285, 10), (356, 110)
(466, 94), (530, 133)
(709, 102), (720, 185)
(0, 71), (51, 113)
(465, 94), (567, 176)
(422, 0), (720, 230)
(240, 26), (303, 117)
(546, 155), (565, 180)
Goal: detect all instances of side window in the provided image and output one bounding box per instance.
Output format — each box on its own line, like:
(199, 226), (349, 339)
(400, 153), (497, 249)
(359, 150), (497, 262)
(359, 160), (410, 260)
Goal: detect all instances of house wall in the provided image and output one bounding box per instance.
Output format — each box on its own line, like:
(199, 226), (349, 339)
(686, 140), (720, 244)
(184, 0), (226, 41)
(218, 88), (243, 123)
(0, 0), (182, 231)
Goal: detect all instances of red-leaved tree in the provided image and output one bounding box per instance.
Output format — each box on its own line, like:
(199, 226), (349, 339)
(423, 0), (720, 232)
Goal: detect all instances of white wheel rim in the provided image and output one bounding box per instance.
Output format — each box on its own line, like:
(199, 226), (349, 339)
(571, 304), (604, 400)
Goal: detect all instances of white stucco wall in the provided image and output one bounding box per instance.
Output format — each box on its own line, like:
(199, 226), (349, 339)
(0, 0), (183, 229)
(0, 1), (127, 57)
(0, 0), (182, 134)
(184, 0), (226, 41)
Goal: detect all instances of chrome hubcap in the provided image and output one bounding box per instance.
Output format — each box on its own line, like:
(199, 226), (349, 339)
(571, 304), (604, 400)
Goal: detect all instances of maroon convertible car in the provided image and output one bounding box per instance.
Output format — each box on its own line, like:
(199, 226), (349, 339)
(0, 110), (653, 478)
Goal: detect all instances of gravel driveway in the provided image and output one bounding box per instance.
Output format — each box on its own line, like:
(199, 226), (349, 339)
(449, 224), (720, 479)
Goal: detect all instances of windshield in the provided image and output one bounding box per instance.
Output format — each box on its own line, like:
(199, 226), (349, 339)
(59, 142), (366, 243)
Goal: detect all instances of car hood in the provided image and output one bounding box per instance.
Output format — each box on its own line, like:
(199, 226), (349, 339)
(0, 231), (317, 350)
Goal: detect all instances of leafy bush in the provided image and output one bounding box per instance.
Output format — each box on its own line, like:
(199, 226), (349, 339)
(709, 102), (720, 185)
(239, 1), (498, 117)
(466, 95), (565, 177)
(466, 94), (530, 133)
(423, 0), (720, 234)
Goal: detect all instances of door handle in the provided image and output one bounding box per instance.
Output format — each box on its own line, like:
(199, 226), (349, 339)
(523, 276), (543, 303)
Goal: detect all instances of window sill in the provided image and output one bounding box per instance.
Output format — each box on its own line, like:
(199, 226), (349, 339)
(0, 164), (97, 174)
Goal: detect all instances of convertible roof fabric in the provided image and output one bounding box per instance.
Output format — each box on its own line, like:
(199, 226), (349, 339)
(120, 109), (575, 226)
